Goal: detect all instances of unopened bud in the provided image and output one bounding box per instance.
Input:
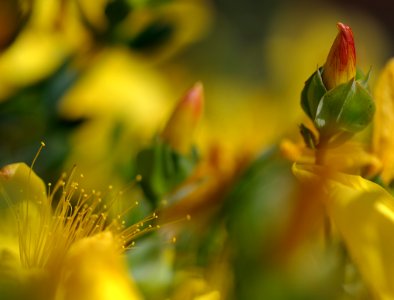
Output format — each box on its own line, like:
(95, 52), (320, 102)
(322, 22), (356, 90)
(161, 82), (204, 154)
(301, 22), (374, 145)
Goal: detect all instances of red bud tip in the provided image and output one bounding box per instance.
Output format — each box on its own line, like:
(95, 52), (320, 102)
(180, 81), (204, 120)
(322, 22), (356, 90)
(161, 82), (204, 153)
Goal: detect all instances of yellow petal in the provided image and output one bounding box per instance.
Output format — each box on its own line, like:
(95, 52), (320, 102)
(372, 58), (394, 184)
(55, 232), (142, 300)
(0, 163), (47, 207)
(0, 162), (48, 241)
(0, 163), (51, 269)
(294, 164), (394, 299)
(194, 291), (220, 300)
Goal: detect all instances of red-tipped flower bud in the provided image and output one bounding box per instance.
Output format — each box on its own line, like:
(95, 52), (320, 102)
(161, 82), (204, 153)
(322, 22), (356, 90)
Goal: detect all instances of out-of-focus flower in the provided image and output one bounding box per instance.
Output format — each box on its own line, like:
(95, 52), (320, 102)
(371, 58), (394, 184)
(281, 138), (380, 172)
(0, 0), (90, 99)
(75, 0), (212, 62)
(196, 80), (286, 167)
(294, 163), (394, 299)
(322, 22), (356, 90)
(0, 0), (32, 51)
(59, 48), (172, 189)
(161, 82), (204, 154)
(0, 162), (150, 299)
(171, 274), (220, 300)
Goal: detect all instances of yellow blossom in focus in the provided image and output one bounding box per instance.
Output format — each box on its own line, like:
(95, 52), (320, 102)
(0, 162), (150, 299)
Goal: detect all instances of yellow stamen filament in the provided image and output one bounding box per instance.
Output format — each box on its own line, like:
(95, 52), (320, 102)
(15, 167), (158, 271)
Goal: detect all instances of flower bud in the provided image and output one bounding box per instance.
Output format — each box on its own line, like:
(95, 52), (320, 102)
(301, 22), (374, 145)
(161, 82), (204, 154)
(322, 22), (356, 90)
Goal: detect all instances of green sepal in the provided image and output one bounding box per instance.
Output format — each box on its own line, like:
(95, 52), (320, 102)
(299, 123), (317, 149)
(135, 137), (199, 207)
(355, 68), (371, 89)
(314, 79), (375, 137)
(301, 67), (327, 120)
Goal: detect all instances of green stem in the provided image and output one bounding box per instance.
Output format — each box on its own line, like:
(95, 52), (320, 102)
(315, 137), (331, 245)
(315, 144), (326, 165)
(323, 213), (332, 247)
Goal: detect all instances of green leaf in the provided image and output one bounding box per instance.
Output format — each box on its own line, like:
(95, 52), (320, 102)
(301, 68), (327, 120)
(355, 68), (371, 89)
(299, 123), (317, 149)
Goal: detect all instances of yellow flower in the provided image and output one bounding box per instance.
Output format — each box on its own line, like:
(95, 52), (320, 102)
(0, 0), (90, 99)
(0, 162), (149, 299)
(293, 163), (394, 299)
(75, 0), (212, 62)
(58, 48), (173, 189)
